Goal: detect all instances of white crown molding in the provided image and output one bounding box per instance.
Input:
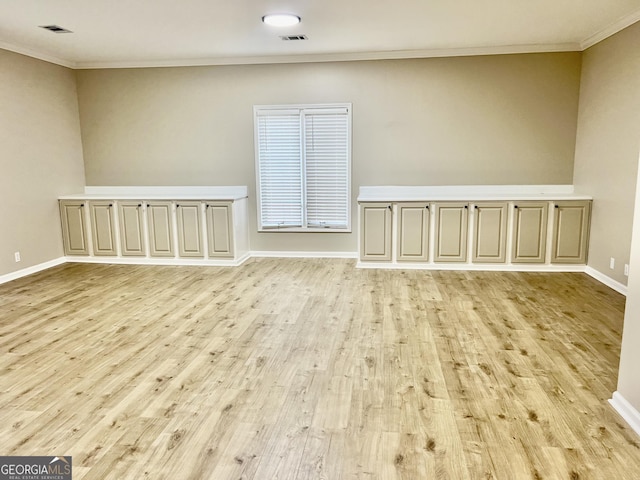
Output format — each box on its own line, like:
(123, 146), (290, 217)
(581, 8), (640, 50)
(0, 40), (75, 68)
(72, 43), (581, 69)
(1, 41), (581, 70)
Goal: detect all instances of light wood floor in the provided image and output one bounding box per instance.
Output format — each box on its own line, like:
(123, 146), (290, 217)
(1, 259), (639, 479)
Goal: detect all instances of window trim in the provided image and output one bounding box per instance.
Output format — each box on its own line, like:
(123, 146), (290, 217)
(254, 103), (352, 233)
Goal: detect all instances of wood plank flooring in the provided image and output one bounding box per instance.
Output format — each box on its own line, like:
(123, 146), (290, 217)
(0, 259), (639, 479)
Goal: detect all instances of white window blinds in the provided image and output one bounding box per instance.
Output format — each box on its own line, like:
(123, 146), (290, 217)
(255, 104), (351, 231)
(256, 111), (303, 228)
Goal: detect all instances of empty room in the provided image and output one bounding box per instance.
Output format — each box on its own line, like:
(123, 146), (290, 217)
(1, 1), (640, 478)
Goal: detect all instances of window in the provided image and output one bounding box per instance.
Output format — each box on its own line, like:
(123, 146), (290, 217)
(254, 104), (351, 232)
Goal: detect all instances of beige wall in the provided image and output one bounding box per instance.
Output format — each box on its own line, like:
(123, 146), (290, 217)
(76, 53), (582, 252)
(573, 22), (640, 286)
(0, 49), (85, 276)
(573, 22), (640, 420)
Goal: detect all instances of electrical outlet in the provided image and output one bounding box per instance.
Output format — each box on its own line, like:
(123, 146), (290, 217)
(610, 257), (615, 269)
(625, 264), (629, 276)
(14, 251), (21, 262)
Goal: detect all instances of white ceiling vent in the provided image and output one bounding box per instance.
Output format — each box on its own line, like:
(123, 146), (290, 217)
(280, 35), (307, 41)
(39, 25), (73, 34)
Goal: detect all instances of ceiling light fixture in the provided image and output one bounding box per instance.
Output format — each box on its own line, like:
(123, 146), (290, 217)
(262, 14), (301, 27)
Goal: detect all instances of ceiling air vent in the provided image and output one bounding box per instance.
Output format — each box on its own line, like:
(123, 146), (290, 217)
(280, 35), (307, 41)
(39, 25), (73, 34)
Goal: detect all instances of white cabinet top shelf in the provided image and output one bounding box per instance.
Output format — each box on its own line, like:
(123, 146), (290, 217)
(357, 185), (592, 202)
(60, 186), (248, 201)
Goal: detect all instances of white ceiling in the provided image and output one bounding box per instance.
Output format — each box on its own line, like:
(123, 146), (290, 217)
(1, 0), (640, 69)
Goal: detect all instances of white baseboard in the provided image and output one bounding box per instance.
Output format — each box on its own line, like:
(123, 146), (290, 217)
(250, 251), (358, 259)
(0, 257), (66, 285)
(65, 253), (251, 267)
(609, 391), (640, 437)
(356, 261), (586, 272)
(585, 266), (628, 296)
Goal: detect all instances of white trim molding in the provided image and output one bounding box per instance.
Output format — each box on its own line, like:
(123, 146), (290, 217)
(581, 9), (640, 50)
(65, 253), (251, 267)
(609, 391), (640, 437)
(251, 251), (358, 259)
(0, 257), (66, 285)
(585, 266), (628, 296)
(357, 185), (589, 202)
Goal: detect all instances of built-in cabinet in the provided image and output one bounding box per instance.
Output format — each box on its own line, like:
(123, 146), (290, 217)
(206, 202), (234, 258)
(397, 203), (429, 262)
(89, 201), (117, 256)
(176, 202), (204, 258)
(551, 201), (591, 264)
(118, 202), (146, 256)
(511, 202), (548, 264)
(472, 202), (508, 263)
(358, 197), (591, 268)
(59, 191), (249, 265)
(60, 201), (89, 256)
(359, 203), (392, 261)
(147, 201), (175, 257)
(434, 203), (469, 263)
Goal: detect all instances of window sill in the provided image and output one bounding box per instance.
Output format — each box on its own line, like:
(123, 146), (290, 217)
(258, 227), (352, 233)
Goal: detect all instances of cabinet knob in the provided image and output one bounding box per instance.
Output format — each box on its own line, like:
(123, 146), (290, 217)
(464, 205), (468, 209)
(425, 205), (429, 209)
(176, 204), (180, 208)
(205, 204), (209, 209)
(388, 205), (392, 210)
(514, 205), (518, 209)
(80, 203), (85, 207)
(474, 205), (478, 209)
(108, 203), (113, 208)
(554, 204), (559, 208)
(137, 204), (142, 208)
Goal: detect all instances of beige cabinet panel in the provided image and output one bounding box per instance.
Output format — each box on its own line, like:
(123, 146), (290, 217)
(360, 203), (392, 261)
(551, 201), (591, 264)
(176, 202), (204, 258)
(89, 201), (117, 256)
(472, 202), (508, 263)
(206, 203), (234, 258)
(434, 203), (469, 263)
(147, 201), (175, 257)
(397, 203), (429, 262)
(59, 201), (89, 255)
(118, 202), (146, 256)
(511, 202), (548, 263)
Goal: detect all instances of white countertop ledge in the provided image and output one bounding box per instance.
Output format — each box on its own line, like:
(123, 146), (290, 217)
(357, 185), (592, 202)
(60, 186), (248, 201)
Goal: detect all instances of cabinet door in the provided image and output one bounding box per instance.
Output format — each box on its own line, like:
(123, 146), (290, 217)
(359, 203), (392, 261)
(59, 201), (89, 255)
(89, 201), (117, 256)
(206, 203), (234, 258)
(472, 202), (507, 263)
(118, 202), (146, 256)
(397, 203), (429, 262)
(551, 201), (591, 264)
(434, 203), (468, 263)
(511, 202), (548, 263)
(176, 202), (204, 258)
(147, 201), (175, 257)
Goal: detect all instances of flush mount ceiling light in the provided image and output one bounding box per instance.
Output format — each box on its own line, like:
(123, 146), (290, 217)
(262, 14), (301, 27)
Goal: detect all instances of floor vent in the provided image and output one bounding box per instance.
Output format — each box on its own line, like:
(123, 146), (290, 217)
(39, 25), (73, 33)
(280, 35), (307, 41)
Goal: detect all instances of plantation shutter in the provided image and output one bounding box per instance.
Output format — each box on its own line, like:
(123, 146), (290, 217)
(256, 110), (303, 228)
(303, 108), (349, 229)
